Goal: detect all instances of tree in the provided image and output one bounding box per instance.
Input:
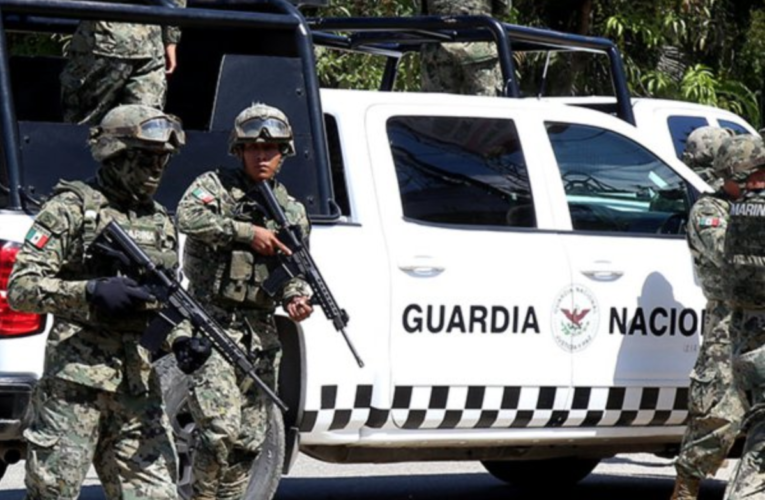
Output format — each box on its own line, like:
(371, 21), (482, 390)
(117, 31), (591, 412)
(8, 0), (765, 125)
(513, 0), (762, 125)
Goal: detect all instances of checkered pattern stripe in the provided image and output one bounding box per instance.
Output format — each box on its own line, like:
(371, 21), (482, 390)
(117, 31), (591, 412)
(299, 385), (689, 433)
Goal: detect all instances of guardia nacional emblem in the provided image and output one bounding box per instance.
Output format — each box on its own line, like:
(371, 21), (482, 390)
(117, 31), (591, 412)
(551, 284), (600, 353)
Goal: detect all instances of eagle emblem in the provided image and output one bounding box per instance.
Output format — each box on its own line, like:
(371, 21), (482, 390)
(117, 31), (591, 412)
(552, 284), (599, 353)
(562, 308), (591, 327)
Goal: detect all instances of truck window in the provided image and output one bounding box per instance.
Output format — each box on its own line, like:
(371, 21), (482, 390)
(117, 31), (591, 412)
(547, 122), (692, 235)
(386, 116), (535, 228)
(324, 114), (350, 217)
(667, 115), (709, 158)
(719, 119), (750, 135)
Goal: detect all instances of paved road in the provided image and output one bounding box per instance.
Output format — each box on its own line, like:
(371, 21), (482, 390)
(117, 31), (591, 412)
(0, 452), (734, 499)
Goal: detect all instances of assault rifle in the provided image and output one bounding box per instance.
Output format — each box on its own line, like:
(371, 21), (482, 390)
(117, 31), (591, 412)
(90, 221), (288, 412)
(255, 181), (364, 368)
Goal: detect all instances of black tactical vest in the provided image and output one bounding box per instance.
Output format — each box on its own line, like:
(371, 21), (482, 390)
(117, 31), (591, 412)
(54, 180), (178, 330)
(724, 193), (765, 308)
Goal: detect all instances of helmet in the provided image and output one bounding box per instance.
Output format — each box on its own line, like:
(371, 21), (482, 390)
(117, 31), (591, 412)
(90, 105), (185, 163)
(682, 126), (733, 174)
(713, 135), (765, 182)
(228, 103), (295, 157)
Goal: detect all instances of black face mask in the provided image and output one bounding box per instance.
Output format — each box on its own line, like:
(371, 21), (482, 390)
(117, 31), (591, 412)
(103, 150), (171, 203)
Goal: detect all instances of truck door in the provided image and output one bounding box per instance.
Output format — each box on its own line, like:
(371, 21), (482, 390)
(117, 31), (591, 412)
(546, 120), (705, 427)
(366, 106), (574, 431)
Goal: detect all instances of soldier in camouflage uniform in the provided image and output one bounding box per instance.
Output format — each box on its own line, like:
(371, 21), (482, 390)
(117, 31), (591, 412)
(671, 131), (747, 500)
(682, 126), (735, 186)
(176, 103), (313, 500)
(61, 0), (187, 125)
(420, 0), (510, 96)
(720, 135), (765, 500)
(7, 104), (186, 500)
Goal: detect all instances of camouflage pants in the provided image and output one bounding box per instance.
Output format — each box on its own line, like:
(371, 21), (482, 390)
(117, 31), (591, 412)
(188, 313), (281, 500)
(420, 42), (503, 96)
(675, 301), (746, 480)
(724, 309), (765, 500)
(23, 376), (177, 500)
(60, 51), (166, 126)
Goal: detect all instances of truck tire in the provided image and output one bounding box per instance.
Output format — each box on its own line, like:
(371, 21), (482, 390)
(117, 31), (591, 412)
(241, 406), (285, 500)
(155, 355), (286, 500)
(482, 457), (600, 488)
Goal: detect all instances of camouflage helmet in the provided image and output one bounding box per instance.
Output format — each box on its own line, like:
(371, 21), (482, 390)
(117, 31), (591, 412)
(682, 126), (733, 173)
(228, 103), (295, 157)
(713, 134), (765, 182)
(89, 104), (185, 162)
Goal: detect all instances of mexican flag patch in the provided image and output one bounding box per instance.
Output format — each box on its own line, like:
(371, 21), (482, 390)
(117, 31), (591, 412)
(25, 226), (51, 249)
(192, 188), (215, 204)
(698, 216), (722, 228)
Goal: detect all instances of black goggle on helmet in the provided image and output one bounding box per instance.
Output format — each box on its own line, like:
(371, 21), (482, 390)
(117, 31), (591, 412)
(237, 117), (292, 141)
(90, 105), (186, 162)
(106, 116), (186, 147)
(228, 103), (296, 157)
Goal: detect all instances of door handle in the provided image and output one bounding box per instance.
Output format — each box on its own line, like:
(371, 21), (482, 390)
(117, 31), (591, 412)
(398, 256), (445, 276)
(580, 261), (623, 281)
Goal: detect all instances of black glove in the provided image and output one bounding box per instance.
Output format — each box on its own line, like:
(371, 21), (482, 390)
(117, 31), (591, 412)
(172, 336), (213, 374)
(86, 276), (154, 317)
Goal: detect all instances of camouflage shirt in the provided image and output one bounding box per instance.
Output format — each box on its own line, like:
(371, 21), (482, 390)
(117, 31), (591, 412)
(686, 193), (729, 301)
(177, 168), (310, 313)
(7, 175), (177, 394)
(69, 0), (186, 60)
(423, 0), (510, 16)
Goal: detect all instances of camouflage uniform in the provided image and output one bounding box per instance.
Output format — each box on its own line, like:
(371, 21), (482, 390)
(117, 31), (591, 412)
(7, 105), (184, 500)
(420, 0), (510, 96)
(671, 129), (746, 500)
(674, 194), (746, 489)
(61, 0), (186, 125)
(177, 165), (309, 497)
(714, 135), (765, 500)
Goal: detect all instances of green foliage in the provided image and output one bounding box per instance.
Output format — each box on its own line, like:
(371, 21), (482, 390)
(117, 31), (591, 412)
(7, 0), (765, 126)
(311, 0), (421, 90)
(717, 79), (761, 126)
(740, 8), (765, 88)
(681, 64), (718, 104)
(514, 0), (762, 127)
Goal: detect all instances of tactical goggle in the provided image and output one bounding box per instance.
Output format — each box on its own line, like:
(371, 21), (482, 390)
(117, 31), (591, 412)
(237, 117), (291, 141)
(107, 116), (186, 146)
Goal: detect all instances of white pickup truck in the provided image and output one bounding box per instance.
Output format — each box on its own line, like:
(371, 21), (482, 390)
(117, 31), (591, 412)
(552, 96), (757, 160)
(0, 1), (756, 497)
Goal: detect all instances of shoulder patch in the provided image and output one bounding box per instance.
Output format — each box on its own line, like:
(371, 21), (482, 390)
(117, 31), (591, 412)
(698, 216), (724, 228)
(25, 225), (51, 249)
(36, 210), (68, 235)
(192, 187), (215, 204)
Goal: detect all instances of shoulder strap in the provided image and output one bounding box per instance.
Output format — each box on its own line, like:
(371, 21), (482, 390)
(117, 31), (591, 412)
(53, 179), (107, 252)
